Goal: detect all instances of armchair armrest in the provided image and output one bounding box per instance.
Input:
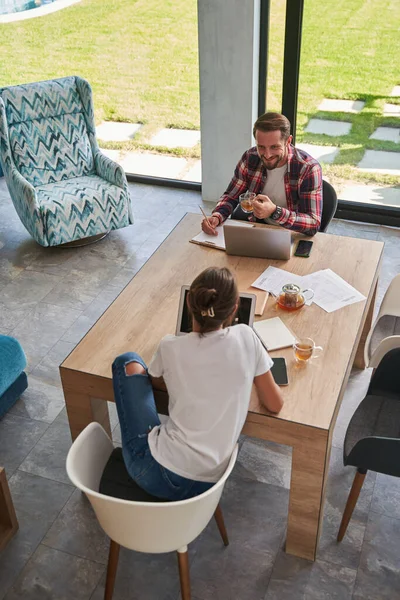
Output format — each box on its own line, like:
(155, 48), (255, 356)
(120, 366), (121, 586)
(94, 150), (127, 190)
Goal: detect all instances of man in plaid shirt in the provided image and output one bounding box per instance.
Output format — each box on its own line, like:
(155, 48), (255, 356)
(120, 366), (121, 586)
(201, 113), (322, 237)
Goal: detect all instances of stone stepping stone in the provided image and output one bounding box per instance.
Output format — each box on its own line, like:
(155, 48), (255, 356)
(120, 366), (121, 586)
(369, 127), (400, 143)
(390, 86), (400, 97)
(183, 160), (201, 182)
(296, 143), (339, 164)
(318, 99), (365, 113)
(99, 148), (122, 163)
(149, 128), (201, 148)
(96, 122), (141, 142)
(383, 103), (400, 117)
(340, 185), (400, 208)
(357, 150), (400, 175)
(119, 152), (187, 179)
(305, 119), (352, 136)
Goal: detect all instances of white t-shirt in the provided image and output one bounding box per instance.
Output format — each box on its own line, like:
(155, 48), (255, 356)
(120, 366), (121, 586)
(148, 324), (273, 482)
(261, 164), (288, 208)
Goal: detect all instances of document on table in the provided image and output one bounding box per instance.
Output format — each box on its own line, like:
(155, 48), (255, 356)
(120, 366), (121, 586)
(251, 266), (313, 305)
(190, 221), (254, 251)
(251, 266), (366, 312)
(304, 269), (366, 313)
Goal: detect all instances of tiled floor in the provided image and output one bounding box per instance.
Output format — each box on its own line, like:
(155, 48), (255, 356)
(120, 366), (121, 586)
(0, 178), (400, 599)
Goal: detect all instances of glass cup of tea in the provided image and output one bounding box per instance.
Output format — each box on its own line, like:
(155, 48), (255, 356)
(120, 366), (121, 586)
(293, 338), (323, 364)
(239, 191), (256, 213)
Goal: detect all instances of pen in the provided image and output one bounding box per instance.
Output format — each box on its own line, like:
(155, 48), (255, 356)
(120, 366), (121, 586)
(198, 205), (212, 228)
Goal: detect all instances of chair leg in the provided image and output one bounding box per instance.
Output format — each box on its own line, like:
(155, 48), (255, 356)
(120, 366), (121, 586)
(104, 540), (120, 600)
(214, 503), (229, 546)
(337, 469), (367, 542)
(177, 549), (191, 600)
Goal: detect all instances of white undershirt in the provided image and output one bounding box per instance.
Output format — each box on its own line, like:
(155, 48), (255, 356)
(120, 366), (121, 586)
(261, 164), (288, 208)
(147, 325), (273, 482)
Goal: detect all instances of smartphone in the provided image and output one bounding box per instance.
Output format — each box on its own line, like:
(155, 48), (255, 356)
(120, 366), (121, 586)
(271, 357), (289, 386)
(295, 240), (313, 258)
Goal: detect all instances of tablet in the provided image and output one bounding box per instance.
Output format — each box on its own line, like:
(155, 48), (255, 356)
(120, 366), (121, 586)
(176, 285), (257, 336)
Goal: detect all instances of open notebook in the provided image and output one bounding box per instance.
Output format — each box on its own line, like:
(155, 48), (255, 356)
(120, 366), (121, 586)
(253, 317), (296, 351)
(190, 221), (254, 250)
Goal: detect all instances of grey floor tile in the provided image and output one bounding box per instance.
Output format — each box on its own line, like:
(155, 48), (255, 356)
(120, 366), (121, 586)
(43, 489), (109, 564)
(264, 551), (313, 600)
(90, 547), (180, 600)
(353, 512), (400, 600)
(304, 559), (356, 599)
(30, 340), (76, 387)
(82, 286), (121, 321)
(236, 438), (292, 489)
(317, 446), (376, 569)
(9, 375), (65, 423)
(0, 270), (61, 311)
(0, 414), (49, 478)
(0, 470), (73, 600)
(25, 246), (77, 276)
(107, 266), (136, 291)
(370, 473), (400, 519)
(4, 544), (104, 600)
(19, 418), (73, 485)
(61, 314), (97, 345)
(11, 302), (81, 371)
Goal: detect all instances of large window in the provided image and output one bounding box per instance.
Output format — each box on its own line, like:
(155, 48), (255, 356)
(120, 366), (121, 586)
(0, 0), (201, 182)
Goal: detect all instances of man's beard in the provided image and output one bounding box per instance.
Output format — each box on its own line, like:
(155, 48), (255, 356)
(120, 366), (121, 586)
(261, 148), (287, 170)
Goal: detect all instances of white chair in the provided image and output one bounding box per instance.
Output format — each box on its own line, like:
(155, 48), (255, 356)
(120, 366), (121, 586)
(66, 422), (238, 600)
(364, 274), (400, 367)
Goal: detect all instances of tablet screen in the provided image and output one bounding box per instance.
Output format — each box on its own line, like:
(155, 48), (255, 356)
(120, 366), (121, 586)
(178, 288), (255, 334)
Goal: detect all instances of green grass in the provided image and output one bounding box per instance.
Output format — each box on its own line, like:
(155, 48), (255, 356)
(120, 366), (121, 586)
(0, 0), (399, 186)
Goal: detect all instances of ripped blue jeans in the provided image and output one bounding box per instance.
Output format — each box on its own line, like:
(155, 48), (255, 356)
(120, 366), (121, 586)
(112, 352), (213, 500)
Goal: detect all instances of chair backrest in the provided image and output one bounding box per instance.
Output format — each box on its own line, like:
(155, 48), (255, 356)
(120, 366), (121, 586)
(66, 423), (238, 554)
(367, 347), (400, 397)
(368, 336), (400, 369)
(0, 76), (96, 187)
(365, 275), (400, 365)
(320, 180), (338, 232)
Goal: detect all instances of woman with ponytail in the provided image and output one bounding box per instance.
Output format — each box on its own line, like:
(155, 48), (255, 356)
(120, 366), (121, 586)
(112, 267), (283, 501)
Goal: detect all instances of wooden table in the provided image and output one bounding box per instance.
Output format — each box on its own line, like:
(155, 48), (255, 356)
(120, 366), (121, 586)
(60, 213), (383, 561)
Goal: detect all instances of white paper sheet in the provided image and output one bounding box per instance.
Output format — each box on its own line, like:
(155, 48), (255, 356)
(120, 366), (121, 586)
(251, 266), (313, 305)
(304, 269), (366, 313)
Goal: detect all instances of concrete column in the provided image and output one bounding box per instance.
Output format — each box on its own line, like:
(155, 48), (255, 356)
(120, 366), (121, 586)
(197, 0), (260, 203)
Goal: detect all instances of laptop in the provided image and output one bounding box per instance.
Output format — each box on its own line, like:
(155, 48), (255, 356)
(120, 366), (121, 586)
(176, 285), (256, 336)
(223, 221), (291, 260)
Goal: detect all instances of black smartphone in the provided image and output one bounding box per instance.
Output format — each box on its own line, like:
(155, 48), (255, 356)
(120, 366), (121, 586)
(295, 240), (313, 258)
(271, 357), (289, 386)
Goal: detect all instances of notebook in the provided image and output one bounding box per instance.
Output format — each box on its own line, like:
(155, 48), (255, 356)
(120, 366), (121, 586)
(190, 221), (254, 251)
(253, 317), (296, 351)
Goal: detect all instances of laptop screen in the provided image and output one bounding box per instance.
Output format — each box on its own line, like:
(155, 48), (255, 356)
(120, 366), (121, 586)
(178, 288), (255, 334)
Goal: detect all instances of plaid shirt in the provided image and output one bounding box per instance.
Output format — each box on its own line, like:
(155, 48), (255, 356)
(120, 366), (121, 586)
(213, 144), (322, 236)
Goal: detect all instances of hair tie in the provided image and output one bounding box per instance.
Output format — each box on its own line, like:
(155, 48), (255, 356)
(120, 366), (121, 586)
(201, 306), (215, 318)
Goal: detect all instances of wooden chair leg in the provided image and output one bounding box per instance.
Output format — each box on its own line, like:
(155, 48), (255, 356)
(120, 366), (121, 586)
(177, 549), (191, 600)
(337, 469), (367, 542)
(104, 540), (120, 600)
(214, 503), (229, 546)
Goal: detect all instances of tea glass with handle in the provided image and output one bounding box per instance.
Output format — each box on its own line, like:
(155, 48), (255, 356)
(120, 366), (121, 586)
(239, 191), (256, 213)
(293, 337), (323, 364)
(278, 283), (314, 310)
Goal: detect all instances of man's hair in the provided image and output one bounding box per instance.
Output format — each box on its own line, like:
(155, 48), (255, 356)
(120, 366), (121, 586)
(253, 112), (291, 140)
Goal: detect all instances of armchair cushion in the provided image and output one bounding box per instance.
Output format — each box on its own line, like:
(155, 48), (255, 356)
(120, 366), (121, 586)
(36, 175), (131, 246)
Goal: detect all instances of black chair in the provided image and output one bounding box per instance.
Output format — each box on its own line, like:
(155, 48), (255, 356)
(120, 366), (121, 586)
(320, 180), (338, 232)
(337, 347), (400, 542)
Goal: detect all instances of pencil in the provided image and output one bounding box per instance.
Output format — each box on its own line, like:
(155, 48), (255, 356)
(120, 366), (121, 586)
(199, 205), (212, 228)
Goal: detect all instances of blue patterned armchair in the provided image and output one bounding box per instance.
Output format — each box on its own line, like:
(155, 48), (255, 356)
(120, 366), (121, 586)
(0, 76), (133, 246)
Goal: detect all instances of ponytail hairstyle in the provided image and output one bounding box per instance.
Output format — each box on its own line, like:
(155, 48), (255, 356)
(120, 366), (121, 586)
(188, 267), (239, 336)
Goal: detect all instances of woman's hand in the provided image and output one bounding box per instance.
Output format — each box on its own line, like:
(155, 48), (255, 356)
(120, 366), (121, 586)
(254, 370), (284, 413)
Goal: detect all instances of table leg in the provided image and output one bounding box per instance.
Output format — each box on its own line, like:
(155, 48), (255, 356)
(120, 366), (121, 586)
(0, 467), (19, 552)
(64, 389), (112, 442)
(286, 428), (330, 561)
(354, 280), (377, 369)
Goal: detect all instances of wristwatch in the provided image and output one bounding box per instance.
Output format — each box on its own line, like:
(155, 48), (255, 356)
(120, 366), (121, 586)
(271, 206), (283, 221)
